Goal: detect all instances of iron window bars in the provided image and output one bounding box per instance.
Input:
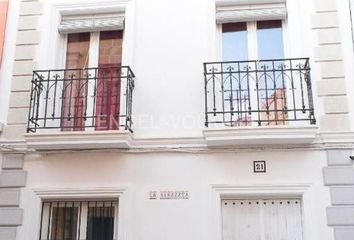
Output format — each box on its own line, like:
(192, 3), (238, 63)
(38, 200), (118, 240)
(203, 58), (316, 127)
(27, 66), (135, 133)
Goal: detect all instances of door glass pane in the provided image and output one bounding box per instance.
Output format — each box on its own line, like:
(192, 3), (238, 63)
(222, 23), (250, 126)
(61, 32), (90, 131)
(50, 207), (78, 240)
(257, 20), (286, 125)
(222, 22), (248, 61)
(96, 30), (123, 130)
(257, 20), (284, 60)
(86, 206), (115, 240)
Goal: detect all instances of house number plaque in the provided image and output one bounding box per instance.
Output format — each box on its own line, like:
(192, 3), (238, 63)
(253, 161), (266, 173)
(149, 191), (189, 200)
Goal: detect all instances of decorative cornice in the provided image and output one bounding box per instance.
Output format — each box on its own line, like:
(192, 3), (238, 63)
(1, 128), (354, 153)
(317, 131), (354, 146)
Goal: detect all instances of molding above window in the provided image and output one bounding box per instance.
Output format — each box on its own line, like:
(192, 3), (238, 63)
(58, 14), (125, 34)
(215, 0), (287, 24)
(212, 183), (312, 198)
(33, 187), (126, 200)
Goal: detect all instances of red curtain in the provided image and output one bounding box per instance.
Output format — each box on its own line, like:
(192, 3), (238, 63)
(95, 65), (121, 130)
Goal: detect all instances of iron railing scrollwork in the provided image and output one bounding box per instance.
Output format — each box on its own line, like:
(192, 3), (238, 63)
(27, 66), (135, 133)
(203, 58), (316, 127)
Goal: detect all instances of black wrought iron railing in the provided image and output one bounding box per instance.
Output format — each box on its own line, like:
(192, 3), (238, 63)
(27, 66), (135, 133)
(204, 58), (316, 127)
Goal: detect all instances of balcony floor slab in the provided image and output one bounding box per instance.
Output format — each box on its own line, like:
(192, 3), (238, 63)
(24, 130), (133, 150)
(203, 126), (319, 147)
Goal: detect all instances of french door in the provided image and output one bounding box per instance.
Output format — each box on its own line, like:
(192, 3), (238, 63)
(61, 30), (123, 131)
(222, 20), (288, 126)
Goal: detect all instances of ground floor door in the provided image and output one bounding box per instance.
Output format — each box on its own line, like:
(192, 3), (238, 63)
(221, 198), (303, 240)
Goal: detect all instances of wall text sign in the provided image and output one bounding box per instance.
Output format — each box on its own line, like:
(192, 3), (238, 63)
(149, 191), (189, 200)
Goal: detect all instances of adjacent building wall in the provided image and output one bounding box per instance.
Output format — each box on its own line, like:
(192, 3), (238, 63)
(0, 0), (8, 65)
(312, 0), (350, 132)
(1, 0), (42, 140)
(324, 150), (354, 240)
(0, 153), (26, 240)
(0, 0), (19, 127)
(311, 1), (354, 239)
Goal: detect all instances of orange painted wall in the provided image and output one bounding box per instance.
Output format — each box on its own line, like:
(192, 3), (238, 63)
(0, 0), (9, 66)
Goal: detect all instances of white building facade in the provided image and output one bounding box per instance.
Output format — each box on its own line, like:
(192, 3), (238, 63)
(0, 0), (354, 240)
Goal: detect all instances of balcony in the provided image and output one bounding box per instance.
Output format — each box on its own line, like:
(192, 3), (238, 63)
(25, 66), (135, 150)
(203, 58), (318, 146)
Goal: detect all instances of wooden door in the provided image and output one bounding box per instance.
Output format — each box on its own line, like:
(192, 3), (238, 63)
(221, 199), (303, 240)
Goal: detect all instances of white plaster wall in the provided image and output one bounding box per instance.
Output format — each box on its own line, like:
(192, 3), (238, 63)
(18, 150), (332, 240)
(0, 0), (20, 125)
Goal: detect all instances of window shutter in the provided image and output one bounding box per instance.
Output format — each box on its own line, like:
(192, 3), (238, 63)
(58, 14), (125, 34)
(216, 0), (287, 24)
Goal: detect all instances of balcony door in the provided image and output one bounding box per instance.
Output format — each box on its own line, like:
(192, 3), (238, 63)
(222, 20), (287, 126)
(61, 33), (90, 131)
(96, 31), (123, 131)
(61, 30), (123, 131)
